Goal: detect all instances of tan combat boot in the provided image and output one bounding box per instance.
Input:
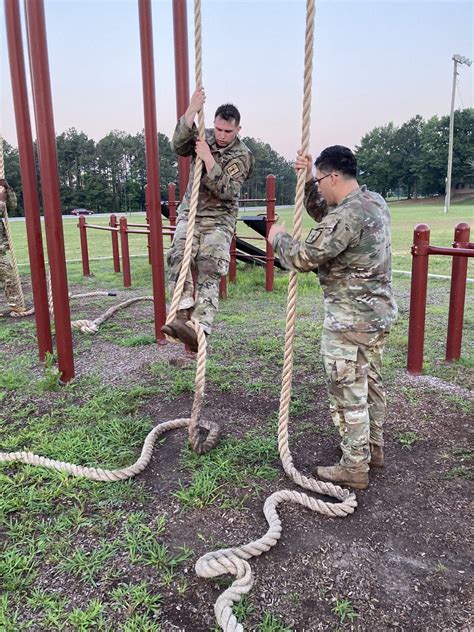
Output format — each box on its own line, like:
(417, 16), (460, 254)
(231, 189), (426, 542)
(161, 309), (199, 352)
(161, 308), (192, 339)
(369, 443), (384, 468)
(172, 320), (199, 352)
(315, 464), (369, 490)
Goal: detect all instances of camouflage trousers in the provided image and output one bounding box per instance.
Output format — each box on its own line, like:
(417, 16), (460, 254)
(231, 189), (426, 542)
(0, 236), (21, 311)
(166, 218), (233, 334)
(321, 327), (389, 471)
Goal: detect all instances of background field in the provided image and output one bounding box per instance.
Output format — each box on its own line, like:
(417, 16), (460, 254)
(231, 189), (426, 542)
(1, 198), (473, 631)
(10, 199), (474, 278)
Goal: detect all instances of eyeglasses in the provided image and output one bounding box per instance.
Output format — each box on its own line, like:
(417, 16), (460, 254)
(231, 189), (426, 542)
(315, 173), (334, 185)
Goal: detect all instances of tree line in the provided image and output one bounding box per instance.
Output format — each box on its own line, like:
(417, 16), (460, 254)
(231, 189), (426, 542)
(355, 109), (473, 199)
(4, 107), (472, 215)
(3, 129), (297, 216)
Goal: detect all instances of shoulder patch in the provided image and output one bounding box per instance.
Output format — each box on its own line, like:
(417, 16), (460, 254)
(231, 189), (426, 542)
(306, 228), (320, 244)
(226, 161), (242, 177)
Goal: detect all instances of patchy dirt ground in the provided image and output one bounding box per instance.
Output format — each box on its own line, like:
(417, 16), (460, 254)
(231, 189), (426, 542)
(1, 280), (473, 632)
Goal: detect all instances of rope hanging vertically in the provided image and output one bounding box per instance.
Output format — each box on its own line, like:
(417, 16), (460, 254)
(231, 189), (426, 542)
(0, 4), (358, 631)
(163, 0), (220, 455)
(195, 3), (358, 630)
(0, 135), (26, 310)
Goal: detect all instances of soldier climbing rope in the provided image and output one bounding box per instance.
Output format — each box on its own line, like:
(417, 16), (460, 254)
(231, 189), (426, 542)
(0, 3), (357, 632)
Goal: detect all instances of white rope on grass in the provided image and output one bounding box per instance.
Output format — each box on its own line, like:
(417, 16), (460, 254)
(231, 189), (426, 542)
(1, 6), (357, 632)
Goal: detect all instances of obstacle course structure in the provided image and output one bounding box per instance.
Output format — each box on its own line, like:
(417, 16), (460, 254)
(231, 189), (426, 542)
(407, 222), (473, 374)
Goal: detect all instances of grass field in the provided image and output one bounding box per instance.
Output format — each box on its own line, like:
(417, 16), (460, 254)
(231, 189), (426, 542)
(10, 199), (474, 278)
(1, 198), (473, 631)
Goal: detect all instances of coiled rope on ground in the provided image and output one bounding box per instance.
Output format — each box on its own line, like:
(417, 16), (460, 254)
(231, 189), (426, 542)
(194, 1), (357, 630)
(0, 3), (357, 631)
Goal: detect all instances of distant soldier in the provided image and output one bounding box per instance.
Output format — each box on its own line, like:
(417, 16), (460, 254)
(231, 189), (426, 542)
(268, 146), (398, 490)
(162, 88), (254, 351)
(0, 178), (24, 316)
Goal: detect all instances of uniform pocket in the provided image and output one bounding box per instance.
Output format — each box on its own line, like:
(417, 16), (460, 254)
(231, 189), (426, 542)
(323, 345), (359, 386)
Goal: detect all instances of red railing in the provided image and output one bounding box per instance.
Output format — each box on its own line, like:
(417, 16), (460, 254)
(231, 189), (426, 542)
(407, 222), (472, 374)
(78, 175), (277, 296)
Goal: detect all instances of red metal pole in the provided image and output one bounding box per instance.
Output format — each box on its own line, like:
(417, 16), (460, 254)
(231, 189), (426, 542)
(229, 233), (237, 283)
(407, 224), (430, 375)
(78, 216), (91, 277)
(138, 0), (167, 342)
(144, 184), (151, 264)
(168, 182), (177, 228)
(138, 0), (166, 341)
(266, 174), (276, 292)
(446, 222), (470, 362)
(172, 0), (190, 199)
(119, 217), (131, 288)
(4, 0), (52, 362)
(24, 0), (74, 382)
(109, 214), (120, 272)
(219, 275), (227, 300)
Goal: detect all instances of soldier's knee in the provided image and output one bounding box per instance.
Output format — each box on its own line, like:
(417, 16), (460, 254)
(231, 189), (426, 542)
(197, 255), (227, 279)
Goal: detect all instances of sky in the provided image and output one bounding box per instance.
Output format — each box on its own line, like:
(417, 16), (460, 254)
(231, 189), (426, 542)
(1, 0), (473, 161)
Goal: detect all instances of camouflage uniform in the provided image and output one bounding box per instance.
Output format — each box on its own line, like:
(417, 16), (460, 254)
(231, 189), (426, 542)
(273, 181), (398, 470)
(0, 188), (22, 311)
(168, 116), (254, 333)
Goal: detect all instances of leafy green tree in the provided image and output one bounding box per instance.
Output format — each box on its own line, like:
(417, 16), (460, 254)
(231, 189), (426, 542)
(355, 123), (398, 198)
(392, 115), (424, 198)
(96, 130), (129, 212)
(416, 115), (447, 195)
(240, 137), (296, 205)
(56, 128), (96, 210)
(158, 132), (178, 201)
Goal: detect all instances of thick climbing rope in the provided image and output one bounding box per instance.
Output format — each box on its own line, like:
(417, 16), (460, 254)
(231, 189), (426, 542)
(44, 267), (150, 334)
(70, 295), (154, 334)
(0, 417), (186, 480)
(0, 0), (219, 486)
(194, 2), (357, 630)
(0, 4), (356, 631)
(0, 135), (26, 311)
(162, 0), (220, 455)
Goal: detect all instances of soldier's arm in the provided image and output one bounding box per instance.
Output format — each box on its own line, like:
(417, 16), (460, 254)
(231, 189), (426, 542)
(304, 178), (330, 222)
(273, 211), (360, 273)
(171, 116), (198, 157)
(201, 152), (254, 201)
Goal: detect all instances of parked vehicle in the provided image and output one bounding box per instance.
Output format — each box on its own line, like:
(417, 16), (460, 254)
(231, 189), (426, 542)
(71, 208), (94, 216)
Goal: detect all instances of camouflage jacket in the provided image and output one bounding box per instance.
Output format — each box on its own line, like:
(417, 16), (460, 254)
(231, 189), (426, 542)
(171, 116), (254, 230)
(273, 181), (398, 332)
(0, 188), (17, 247)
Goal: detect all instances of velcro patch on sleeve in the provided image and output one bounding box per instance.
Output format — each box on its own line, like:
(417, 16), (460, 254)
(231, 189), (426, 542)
(226, 161), (242, 177)
(305, 228), (320, 244)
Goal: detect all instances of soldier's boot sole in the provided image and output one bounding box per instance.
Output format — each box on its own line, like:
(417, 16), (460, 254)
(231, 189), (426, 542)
(370, 443), (384, 468)
(315, 464), (369, 490)
(170, 320), (199, 353)
(161, 321), (179, 339)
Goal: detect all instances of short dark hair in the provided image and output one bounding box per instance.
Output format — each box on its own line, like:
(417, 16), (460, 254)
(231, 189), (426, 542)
(215, 103), (241, 126)
(315, 145), (357, 178)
